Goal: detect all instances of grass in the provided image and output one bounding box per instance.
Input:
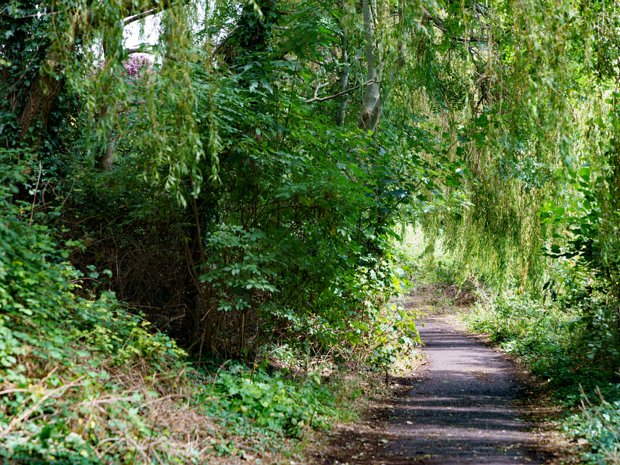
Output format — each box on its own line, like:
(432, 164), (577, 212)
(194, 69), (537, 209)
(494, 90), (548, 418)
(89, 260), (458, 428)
(0, 306), (366, 465)
(463, 292), (620, 465)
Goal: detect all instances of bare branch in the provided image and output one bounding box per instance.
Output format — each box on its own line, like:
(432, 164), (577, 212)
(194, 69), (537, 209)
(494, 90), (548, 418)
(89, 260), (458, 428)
(305, 79), (377, 104)
(124, 8), (159, 26)
(422, 7), (488, 45)
(307, 82), (330, 101)
(124, 44), (154, 54)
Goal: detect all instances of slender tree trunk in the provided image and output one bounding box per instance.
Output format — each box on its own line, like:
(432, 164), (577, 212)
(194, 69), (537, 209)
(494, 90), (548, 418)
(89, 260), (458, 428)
(102, 138), (117, 170)
(18, 61), (63, 142)
(337, 0), (350, 126)
(359, 0), (381, 132)
(337, 47), (350, 126)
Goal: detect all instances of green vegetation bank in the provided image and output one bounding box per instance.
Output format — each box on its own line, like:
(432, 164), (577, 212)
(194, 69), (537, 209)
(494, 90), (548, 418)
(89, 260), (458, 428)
(1, 0), (618, 463)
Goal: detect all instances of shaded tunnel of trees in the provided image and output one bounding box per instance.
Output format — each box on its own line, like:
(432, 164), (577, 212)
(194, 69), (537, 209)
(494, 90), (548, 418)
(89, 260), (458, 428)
(1, 0), (619, 462)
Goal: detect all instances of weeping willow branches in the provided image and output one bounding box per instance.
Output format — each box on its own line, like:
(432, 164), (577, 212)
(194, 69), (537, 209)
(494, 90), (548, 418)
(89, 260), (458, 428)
(2, 0), (220, 204)
(408, 0), (619, 288)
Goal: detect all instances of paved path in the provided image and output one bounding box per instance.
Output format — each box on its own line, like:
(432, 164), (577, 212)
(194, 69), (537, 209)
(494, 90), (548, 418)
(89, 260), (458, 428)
(379, 316), (544, 464)
(319, 313), (546, 465)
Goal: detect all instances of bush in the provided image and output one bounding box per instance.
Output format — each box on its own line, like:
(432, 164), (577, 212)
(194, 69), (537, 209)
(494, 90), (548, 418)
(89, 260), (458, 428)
(465, 292), (618, 396)
(564, 392), (620, 465)
(203, 364), (352, 439)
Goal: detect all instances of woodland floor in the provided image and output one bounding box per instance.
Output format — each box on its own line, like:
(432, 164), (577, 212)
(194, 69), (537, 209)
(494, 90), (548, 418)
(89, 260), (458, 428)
(313, 287), (560, 465)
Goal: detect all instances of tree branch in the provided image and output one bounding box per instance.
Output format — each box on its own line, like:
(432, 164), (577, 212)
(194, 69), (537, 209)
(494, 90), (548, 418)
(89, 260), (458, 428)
(124, 44), (154, 54)
(422, 7), (488, 45)
(124, 8), (159, 26)
(304, 79), (377, 104)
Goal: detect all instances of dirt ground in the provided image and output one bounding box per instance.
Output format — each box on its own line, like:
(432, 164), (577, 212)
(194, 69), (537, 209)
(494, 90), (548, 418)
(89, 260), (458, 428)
(313, 288), (559, 465)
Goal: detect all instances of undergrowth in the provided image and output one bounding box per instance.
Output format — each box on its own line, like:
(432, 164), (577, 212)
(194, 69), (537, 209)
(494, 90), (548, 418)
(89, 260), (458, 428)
(464, 292), (620, 465)
(563, 393), (620, 465)
(0, 176), (362, 464)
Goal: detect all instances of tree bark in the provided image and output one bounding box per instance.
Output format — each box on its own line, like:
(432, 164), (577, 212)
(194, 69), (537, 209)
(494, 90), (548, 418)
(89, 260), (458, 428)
(359, 0), (382, 132)
(18, 61), (63, 142)
(337, 0), (350, 126)
(337, 47), (350, 126)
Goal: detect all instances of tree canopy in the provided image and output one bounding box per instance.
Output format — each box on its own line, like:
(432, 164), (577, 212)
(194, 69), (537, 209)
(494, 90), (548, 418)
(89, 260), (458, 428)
(1, 1), (619, 463)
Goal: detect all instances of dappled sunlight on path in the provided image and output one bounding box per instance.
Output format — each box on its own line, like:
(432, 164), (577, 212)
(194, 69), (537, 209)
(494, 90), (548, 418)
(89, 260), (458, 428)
(318, 297), (548, 465)
(378, 317), (543, 464)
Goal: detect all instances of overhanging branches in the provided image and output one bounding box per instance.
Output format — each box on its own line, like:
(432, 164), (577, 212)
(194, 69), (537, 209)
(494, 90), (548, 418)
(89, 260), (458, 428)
(304, 79), (378, 104)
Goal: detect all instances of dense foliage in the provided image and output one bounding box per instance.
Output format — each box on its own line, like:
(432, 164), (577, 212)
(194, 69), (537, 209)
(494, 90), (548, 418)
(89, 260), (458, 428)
(1, 0), (619, 463)
(0, 162), (357, 463)
(1, 0), (437, 360)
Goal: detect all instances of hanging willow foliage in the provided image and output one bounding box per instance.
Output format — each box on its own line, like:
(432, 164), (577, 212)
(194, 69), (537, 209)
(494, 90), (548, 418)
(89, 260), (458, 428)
(401, 0), (619, 291)
(13, 0), (220, 205)
(3, 0), (617, 355)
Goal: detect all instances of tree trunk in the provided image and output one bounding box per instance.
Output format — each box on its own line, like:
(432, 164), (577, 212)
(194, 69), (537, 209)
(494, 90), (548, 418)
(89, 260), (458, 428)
(359, 0), (382, 132)
(18, 61), (63, 142)
(337, 0), (350, 126)
(337, 47), (350, 126)
(102, 138), (117, 170)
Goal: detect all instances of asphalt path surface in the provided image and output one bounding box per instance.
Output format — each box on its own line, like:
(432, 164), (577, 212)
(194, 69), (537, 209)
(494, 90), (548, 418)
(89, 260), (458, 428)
(320, 312), (546, 465)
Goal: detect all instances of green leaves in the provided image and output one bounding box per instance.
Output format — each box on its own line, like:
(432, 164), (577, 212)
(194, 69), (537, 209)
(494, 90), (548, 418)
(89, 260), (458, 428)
(564, 397), (620, 465)
(208, 364), (341, 438)
(201, 225), (278, 311)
